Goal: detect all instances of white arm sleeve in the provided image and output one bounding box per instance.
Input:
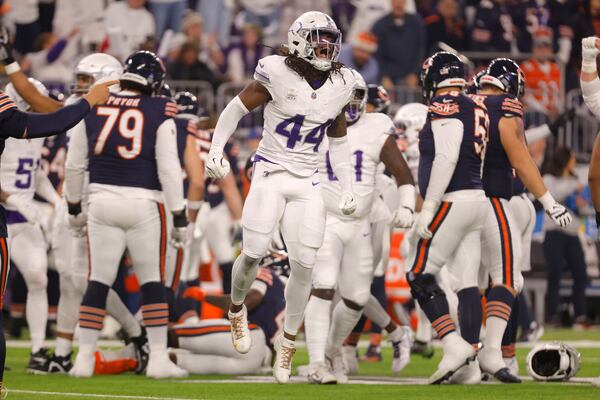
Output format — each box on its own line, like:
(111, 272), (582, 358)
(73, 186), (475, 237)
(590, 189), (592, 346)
(525, 124), (551, 144)
(156, 119), (185, 213)
(328, 135), (354, 192)
(210, 96), (249, 153)
(581, 77), (600, 120)
(64, 120), (89, 204)
(424, 118), (463, 205)
(35, 168), (61, 206)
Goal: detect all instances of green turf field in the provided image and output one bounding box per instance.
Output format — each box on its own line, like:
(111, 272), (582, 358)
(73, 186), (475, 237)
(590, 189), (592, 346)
(3, 328), (600, 399)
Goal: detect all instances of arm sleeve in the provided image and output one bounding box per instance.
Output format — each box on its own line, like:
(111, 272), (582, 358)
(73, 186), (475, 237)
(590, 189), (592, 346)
(64, 120), (89, 204)
(209, 96), (249, 153)
(424, 118), (463, 204)
(35, 168), (61, 206)
(328, 135), (354, 193)
(581, 77), (600, 120)
(156, 119), (185, 213)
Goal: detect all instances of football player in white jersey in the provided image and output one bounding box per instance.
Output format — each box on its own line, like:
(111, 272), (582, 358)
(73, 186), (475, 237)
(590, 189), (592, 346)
(205, 12), (359, 383)
(304, 73), (415, 383)
(0, 79), (62, 372)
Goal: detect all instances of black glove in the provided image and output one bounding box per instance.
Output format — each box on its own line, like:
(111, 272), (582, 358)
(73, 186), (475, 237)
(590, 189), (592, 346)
(0, 27), (15, 65)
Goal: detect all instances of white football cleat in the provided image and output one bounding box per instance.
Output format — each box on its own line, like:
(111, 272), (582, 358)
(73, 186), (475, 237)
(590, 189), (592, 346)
(326, 348), (348, 384)
(146, 351), (188, 379)
(307, 362), (337, 384)
(273, 334), (296, 384)
(429, 334), (476, 384)
(342, 345), (359, 375)
(478, 346), (520, 383)
(228, 305), (252, 354)
(449, 359), (482, 384)
(69, 352), (95, 378)
(390, 326), (413, 373)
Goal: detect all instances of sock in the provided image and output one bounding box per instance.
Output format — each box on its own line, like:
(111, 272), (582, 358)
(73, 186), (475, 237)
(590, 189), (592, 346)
(485, 286), (515, 351)
(55, 337), (73, 357)
(140, 282), (168, 354)
(304, 296), (331, 365)
(56, 272), (82, 356)
(106, 289), (141, 338)
(502, 296), (519, 358)
(415, 303), (433, 343)
(363, 294), (392, 329)
(26, 288), (48, 353)
(457, 287), (482, 345)
(283, 260), (312, 336)
(327, 301), (362, 351)
(47, 269), (60, 321)
(231, 254), (260, 305)
(219, 262), (233, 294)
(78, 281), (110, 355)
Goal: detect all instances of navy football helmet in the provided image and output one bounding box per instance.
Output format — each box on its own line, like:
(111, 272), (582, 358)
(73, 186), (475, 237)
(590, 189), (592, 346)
(466, 69), (487, 94)
(121, 50), (166, 95)
(174, 91), (199, 116)
(366, 84), (391, 114)
(420, 51), (466, 101)
(157, 82), (174, 99)
(479, 58), (525, 98)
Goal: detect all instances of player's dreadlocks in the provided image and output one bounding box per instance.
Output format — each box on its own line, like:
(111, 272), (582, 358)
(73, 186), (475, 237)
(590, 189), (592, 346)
(275, 45), (345, 84)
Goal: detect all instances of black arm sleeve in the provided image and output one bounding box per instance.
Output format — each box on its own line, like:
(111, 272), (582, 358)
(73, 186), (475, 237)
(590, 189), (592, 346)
(0, 99), (91, 139)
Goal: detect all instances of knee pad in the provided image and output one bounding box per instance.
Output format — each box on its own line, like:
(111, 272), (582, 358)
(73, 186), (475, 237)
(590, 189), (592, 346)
(22, 267), (48, 291)
(406, 272), (446, 305)
(288, 243), (318, 267)
(241, 228), (271, 259)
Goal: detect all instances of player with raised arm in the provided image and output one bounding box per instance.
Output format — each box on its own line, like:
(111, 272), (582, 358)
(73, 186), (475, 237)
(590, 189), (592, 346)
(205, 11), (358, 383)
(304, 73), (415, 384)
(473, 58), (571, 383)
(65, 51), (187, 379)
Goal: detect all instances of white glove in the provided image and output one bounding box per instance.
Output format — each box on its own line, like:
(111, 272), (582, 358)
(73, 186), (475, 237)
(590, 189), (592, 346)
(68, 212), (87, 237)
(339, 191), (357, 215)
(205, 150), (230, 179)
(582, 37), (600, 61)
(170, 225), (188, 249)
(414, 200), (437, 239)
(5, 196), (39, 223)
(546, 203), (572, 228)
(392, 206), (415, 229)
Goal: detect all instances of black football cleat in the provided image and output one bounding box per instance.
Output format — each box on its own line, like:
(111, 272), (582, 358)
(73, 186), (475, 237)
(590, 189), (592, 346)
(47, 352), (73, 373)
(130, 327), (150, 374)
(494, 367), (522, 383)
(27, 348), (51, 375)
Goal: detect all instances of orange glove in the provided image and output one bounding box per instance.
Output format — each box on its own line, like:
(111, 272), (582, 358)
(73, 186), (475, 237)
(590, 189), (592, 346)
(183, 286), (206, 302)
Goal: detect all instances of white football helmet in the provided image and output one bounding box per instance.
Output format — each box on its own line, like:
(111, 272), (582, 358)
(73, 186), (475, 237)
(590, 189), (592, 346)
(72, 53), (122, 95)
(345, 71), (367, 123)
(394, 102), (428, 144)
(526, 342), (581, 382)
(5, 79), (48, 111)
(287, 11), (341, 71)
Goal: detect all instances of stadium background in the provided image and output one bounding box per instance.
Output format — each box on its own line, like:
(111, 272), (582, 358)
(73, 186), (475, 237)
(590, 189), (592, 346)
(0, 0), (600, 398)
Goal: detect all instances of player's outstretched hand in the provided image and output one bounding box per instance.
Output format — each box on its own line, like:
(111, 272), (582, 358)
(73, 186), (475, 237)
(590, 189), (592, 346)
(415, 201), (437, 239)
(546, 203), (572, 228)
(83, 80), (119, 107)
(170, 225), (188, 249)
(205, 150), (230, 179)
(393, 207), (415, 229)
(339, 191), (357, 215)
(182, 286), (206, 302)
(582, 37), (600, 61)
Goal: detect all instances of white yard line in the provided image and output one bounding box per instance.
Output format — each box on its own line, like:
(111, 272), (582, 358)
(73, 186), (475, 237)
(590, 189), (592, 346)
(8, 389), (203, 400)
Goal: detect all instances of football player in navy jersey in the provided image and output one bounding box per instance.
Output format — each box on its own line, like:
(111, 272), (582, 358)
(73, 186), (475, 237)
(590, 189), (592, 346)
(65, 51), (188, 379)
(405, 51), (490, 384)
(473, 58), (571, 383)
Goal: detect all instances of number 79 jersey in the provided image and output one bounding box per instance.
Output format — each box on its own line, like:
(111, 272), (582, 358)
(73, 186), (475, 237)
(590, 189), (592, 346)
(254, 55), (357, 177)
(0, 138), (45, 209)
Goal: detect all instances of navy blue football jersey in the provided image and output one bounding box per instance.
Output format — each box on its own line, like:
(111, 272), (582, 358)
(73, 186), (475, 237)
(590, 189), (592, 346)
(418, 91), (488, 197)
(248, 268), (285, 345)
(84, 94), (178, 190)
(174, 117), (199, 166)
(513, 175), (526, 195)
(478, 94), (523, 199)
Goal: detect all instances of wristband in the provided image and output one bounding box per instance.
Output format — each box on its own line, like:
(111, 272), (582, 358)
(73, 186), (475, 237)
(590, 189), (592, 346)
(172, 208), (188, 228)
(582, 58), (598, 74)
(187, 200), (204, 210)
(4, 61), (20, 75)
(538, 191), (556, 210)
(67, 202), (82, 216)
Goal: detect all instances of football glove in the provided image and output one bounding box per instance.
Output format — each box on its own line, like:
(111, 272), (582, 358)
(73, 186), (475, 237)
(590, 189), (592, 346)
(0, 27), (15, 65)
(170, 226), (188, 248)
(393, 207), (415, 229)
(339, 191), (357, 215)
(205, 150), (230, 179)
(67, 212), (87, 237)
(582, 37), (600, 62)
(546, 203), (572, 228)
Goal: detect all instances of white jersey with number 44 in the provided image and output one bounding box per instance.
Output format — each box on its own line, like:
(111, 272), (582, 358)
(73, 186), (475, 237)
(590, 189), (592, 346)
(254, 55), (357, 177)
(319, 112), (395, 219)
(0, 138), (45, 210)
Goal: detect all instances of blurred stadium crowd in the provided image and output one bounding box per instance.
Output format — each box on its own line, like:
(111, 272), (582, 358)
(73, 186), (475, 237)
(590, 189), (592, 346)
(0, 0), (599, 348)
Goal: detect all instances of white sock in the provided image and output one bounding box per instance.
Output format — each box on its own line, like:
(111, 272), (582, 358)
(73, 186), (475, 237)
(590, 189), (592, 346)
(363, 295), (391, 329)
(56, 275), (82, 345)
(55, 337), (73, 357)
(77, 328), (100, 356)
(106, 290), (141, 338)
(485, 316), (508, 351)
(304, 296), (331, 365)
(283, 260), (312, 336)
(146, 326), (167, 354)
(415, 303), (432, 343)
(27, 289), (48, 352)
(327, 301), (362, 351)
(231, 253), (261, 305)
